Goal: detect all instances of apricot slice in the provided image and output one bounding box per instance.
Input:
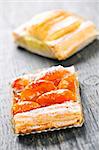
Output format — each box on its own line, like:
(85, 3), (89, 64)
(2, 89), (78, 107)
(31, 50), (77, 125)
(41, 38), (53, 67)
(21, 80), (56, 101)
(58, 73), (77, 92)
(13, 101), (41, 115)
(36, 66), (70, 86)
(12, 78), (29, 92)
(36, 89), (76, 107)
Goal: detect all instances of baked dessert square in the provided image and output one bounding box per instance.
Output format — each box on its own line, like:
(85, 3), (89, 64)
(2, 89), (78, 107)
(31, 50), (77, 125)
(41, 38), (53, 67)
(13, 10), (97, 60)
(11, 65), (84, 134)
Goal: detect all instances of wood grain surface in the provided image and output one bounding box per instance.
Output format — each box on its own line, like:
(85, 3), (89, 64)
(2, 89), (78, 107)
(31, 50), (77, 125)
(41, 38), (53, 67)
(0, 1), (99, 150)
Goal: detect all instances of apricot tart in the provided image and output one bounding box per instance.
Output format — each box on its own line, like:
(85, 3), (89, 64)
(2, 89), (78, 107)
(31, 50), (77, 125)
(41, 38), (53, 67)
(13, 10), (98, 60)
(11, 66), (84, 134)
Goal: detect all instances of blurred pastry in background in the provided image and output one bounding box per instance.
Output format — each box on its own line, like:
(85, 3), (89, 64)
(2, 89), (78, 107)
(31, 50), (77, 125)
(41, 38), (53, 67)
(13, 10), (98, 60)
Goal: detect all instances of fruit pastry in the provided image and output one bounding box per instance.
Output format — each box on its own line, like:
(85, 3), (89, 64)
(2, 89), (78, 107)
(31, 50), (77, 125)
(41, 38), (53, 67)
(13, 10), (98, 60)
(11, 65), (84, 134)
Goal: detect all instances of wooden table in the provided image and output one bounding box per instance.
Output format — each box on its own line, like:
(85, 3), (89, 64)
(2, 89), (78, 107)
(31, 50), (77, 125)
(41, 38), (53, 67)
(0, 1), (99, 150)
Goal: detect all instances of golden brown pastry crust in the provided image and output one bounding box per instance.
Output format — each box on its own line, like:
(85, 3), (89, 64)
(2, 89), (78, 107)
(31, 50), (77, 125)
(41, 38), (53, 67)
(13, 10), (97, 60)
(11, 66), (84, 134)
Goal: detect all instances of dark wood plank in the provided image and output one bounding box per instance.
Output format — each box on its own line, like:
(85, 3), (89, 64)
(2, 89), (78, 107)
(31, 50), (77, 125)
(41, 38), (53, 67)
(0, 1), (99, 150)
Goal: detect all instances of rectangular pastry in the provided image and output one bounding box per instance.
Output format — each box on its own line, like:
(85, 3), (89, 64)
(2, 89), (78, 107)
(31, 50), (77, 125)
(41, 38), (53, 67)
(11, 65), (84, 134)
(13, 10), (98, 60)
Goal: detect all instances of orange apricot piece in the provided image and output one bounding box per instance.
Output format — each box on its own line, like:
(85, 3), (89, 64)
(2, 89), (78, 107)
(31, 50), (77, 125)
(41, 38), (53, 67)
(21, 80), (56, 101)
(13, 101), (41, 115)
(12, 78), (29, 92)
(36, 66), (70, 86)
(58, 73), (77, 92)
(36, 89), (76, 107)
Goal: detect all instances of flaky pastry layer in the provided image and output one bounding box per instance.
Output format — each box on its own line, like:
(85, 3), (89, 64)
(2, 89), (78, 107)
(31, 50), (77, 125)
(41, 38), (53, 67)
(13, 101), (83, 134)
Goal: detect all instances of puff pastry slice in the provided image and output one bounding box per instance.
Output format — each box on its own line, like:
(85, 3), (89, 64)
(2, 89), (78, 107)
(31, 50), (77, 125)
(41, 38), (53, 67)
(11, 65), (84, 134)
(13, 10), (98, 60)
